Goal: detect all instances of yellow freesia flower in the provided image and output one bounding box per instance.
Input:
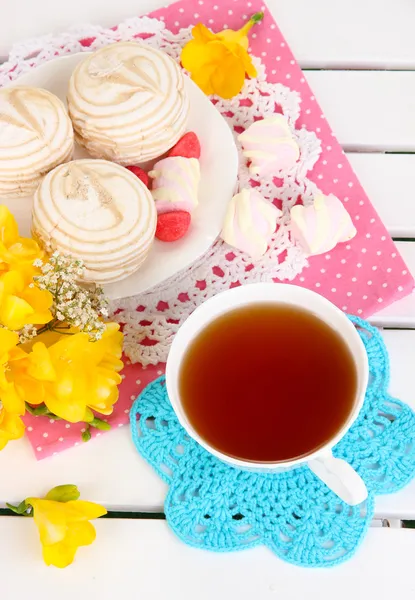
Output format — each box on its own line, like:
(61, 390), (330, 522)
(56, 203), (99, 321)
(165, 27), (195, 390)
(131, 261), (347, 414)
(0, 329), (27, 449)
(0, 205), (44, 282)
(0, 329), (27, 413)
(0, 270), (53, 330)
(25, 486), (107, 568)
(25, 323), (124, 423)
(0, 405), (25, 450)
(181, 12), (263, 99)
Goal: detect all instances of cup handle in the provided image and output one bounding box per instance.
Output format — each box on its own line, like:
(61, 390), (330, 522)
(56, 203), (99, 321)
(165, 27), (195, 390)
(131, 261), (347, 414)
(308, 451), (368, 506)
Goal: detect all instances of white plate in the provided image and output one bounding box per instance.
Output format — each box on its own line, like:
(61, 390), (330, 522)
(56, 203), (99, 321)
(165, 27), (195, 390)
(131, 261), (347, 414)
(6, 53), (239, 300)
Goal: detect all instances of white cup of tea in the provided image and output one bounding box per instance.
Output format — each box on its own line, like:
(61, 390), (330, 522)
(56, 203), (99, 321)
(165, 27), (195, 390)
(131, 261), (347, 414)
(166, 283), (369, 506)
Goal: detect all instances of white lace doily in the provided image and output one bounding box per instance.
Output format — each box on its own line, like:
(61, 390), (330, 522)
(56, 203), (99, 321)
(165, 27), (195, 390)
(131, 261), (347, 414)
(0, 16), (322, 367)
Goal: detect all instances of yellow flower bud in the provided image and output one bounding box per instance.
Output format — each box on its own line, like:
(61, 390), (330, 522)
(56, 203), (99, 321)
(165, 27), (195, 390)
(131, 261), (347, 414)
(181, 13), (263, 99)
(24, 486), (107, 568)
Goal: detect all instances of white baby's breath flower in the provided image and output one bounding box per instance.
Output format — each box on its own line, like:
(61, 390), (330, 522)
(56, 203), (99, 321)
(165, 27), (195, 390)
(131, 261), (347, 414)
(33, 252), (108, 341)
(19, 324), (38, 344)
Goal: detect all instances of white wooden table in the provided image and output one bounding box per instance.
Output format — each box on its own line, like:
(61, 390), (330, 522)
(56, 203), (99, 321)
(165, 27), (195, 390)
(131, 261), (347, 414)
(2, 1), (415, 597)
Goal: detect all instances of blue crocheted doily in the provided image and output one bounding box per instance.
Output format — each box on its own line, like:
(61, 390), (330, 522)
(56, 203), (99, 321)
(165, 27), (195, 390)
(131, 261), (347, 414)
(130, 317), (415, 568)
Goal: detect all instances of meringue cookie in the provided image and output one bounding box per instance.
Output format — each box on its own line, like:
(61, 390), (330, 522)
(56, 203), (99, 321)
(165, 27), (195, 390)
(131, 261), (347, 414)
(290, 193), (357, 256)
(32, 159), (156, 284)
(221, 188), (281, 259)
(149, 157), (200, 214)
(0, 86), (74, 199)
(238, 115), (299, 177)
(67, 42), (190, 165)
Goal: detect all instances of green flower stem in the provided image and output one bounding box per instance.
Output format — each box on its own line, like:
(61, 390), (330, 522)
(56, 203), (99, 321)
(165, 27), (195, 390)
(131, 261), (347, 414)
(6, 500), (32, 516)
(24, 403), (111, 442)
(89, 418), (111, 431)
(33, 324), (50, 336)
(33, 319), (68, 338)
(25, 403), (61, 419)
(82, 426), (92, 443)
(251, 11), (264, 24)
(49, 328), (74, 335)
(82, 419), (111, 442)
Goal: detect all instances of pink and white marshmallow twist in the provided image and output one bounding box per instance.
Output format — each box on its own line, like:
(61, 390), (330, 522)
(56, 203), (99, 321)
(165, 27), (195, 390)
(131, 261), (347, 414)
(149, 156), (200, 215)
(238, 115), (300, 177)
(290, 193), (357, 256)
(221, 188), (281, 259)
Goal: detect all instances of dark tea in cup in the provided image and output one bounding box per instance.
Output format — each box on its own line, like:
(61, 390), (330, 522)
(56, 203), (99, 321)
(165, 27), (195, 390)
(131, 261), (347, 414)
(179, 303), (358, 463)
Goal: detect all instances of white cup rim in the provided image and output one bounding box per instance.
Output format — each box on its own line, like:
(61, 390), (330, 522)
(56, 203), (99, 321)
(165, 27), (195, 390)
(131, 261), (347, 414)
(166, 283), (369, 471)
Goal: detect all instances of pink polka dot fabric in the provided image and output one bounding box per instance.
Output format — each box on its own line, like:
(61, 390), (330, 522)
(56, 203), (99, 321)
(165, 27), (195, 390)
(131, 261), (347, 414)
(24, 0), (413, 459)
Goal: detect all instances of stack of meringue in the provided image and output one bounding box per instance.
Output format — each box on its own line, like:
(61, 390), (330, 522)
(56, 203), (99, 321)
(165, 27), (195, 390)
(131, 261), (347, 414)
(32, 159), (156, 284)
(67, 42), (190, 165)
(0, 86), (74, 199)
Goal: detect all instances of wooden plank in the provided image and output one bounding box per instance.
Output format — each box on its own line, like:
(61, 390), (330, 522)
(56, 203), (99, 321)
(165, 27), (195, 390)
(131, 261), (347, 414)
(0, 426), (168, 512)
(2, 0), (415, 70)
(305, 71), (415, 152)
(270, 0), (415, 70)
(370, 242), (415, 328)
(346, 154), (415, 238)
(375, 330), (415, 520)
(2, 519), (415, 599)
(1, 330), (415, 517)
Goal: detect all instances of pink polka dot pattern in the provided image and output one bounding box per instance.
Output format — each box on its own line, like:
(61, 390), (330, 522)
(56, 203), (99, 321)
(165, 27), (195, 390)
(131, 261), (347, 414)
(24, 0), (414, 459)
